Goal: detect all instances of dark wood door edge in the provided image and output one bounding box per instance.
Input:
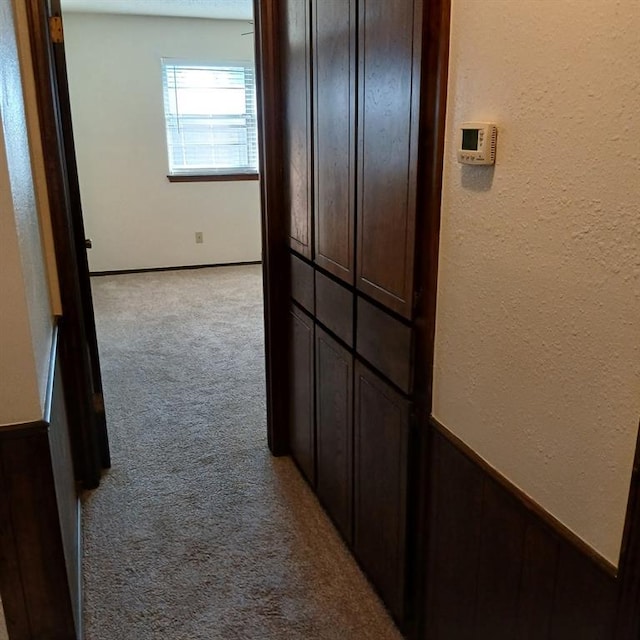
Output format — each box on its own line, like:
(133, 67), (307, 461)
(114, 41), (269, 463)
(254, 0), (289, 455)
(429, 416), (618, 578)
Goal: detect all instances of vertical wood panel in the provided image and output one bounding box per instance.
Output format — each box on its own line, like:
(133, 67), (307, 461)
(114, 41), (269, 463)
(356, 0), (421, 317)
(0, 451), (31, 640)
(426, 431), (483, 640)
(0, 432), (77, 639)
(282, 0), (313, 258)
(354, 361), (409, 622)
(315, 327), (353, 542)
(474, 480), (526, 640)
(288, 305), (315, 484)
(313, 0), (356, 282)
(515, 522), (559, 640)
(549, 546), (617, 640)
(424, 424), (623, 640)
(48, 362), (81, 634)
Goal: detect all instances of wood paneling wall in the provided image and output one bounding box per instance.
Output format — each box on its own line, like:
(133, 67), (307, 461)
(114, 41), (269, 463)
(0, 329), (81, 640)
(423, 423), (619, 640)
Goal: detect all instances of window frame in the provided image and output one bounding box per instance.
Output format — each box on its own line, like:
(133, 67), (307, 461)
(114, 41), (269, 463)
(161, 59), (260, 182)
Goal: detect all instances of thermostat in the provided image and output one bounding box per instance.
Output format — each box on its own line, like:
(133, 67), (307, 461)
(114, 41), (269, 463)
(457, 122), (497, 165)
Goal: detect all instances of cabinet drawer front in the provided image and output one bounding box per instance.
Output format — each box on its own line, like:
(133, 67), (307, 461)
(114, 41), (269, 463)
(356, 297), (412, 394)
(316, 326), (353, 542)
(291, 253), (314, 314)
(315, 271), (353, 346)
(354, 361), (409, 622)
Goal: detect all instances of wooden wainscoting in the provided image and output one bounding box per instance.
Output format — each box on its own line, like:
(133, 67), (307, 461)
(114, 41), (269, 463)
(0, 327), (81, 640)
(422, 419), (619, 640)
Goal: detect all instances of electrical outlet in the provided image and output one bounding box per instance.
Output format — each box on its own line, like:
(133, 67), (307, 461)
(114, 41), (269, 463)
(195, 231), (203, 244)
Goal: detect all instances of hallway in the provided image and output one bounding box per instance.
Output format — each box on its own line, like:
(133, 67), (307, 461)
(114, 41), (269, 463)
(84, 265), (401, 639)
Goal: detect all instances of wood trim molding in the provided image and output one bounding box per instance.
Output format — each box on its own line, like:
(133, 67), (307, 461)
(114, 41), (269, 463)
(254, 0), (289, 455)
(90, 261), (262, 277)
(429, 416), (618, 577)
(167, 173), (259, 183)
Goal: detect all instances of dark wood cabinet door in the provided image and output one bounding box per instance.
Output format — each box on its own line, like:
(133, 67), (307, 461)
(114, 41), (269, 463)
(282, 0), (313, 259)
(356, 0), (422, 317)
(315, 326), (353, 543)
(288, 304), (315, 484)
(313, 0), (356, 283)
(354, 360), (409, 622)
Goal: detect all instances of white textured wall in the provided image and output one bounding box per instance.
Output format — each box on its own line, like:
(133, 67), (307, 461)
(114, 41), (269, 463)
(0, 0), (53, 425)
(434, 0), (640, 565)
(63, 12), (261, 272)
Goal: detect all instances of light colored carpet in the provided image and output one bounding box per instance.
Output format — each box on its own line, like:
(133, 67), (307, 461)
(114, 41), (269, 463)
(85, 265), (402, 640)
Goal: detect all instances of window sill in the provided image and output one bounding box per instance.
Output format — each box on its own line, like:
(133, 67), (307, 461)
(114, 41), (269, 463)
(167, 173), (259, 183)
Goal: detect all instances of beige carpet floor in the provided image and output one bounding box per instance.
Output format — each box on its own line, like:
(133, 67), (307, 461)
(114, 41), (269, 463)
(85, 265), (402, 640)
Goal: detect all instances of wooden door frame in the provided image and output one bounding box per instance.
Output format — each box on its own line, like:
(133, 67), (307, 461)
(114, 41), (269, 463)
(254, 0), (290, 455)
(27, 0), (291, 477)
(26, 0), (109, 489)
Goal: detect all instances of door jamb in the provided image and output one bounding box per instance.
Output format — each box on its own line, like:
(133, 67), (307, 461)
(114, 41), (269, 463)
(254, 0), (290, 455)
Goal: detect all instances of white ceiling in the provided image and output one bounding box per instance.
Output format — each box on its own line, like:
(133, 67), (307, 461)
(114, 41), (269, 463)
(60, 0), (253, 21)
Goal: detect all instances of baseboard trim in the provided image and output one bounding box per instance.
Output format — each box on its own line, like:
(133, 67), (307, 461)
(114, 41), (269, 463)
(90, 261), (262, 277)
(429, 416), (617, 577)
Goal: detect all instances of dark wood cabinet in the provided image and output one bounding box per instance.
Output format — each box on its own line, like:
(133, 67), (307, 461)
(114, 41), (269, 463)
(313, 0), (356, 283)
(288, 304), (315, 484)
(356, 0), (422, 318)
(315, 327), (353, 542)
(281, 0), (438, 630)
(282, 0), (313, 259)
(354, 360), (410, 622)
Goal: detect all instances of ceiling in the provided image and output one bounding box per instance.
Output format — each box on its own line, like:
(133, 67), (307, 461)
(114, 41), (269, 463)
(60, 0), (253, 21)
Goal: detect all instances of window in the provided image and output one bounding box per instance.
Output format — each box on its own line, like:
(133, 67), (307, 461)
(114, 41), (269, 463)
(162, 61), (258, 178)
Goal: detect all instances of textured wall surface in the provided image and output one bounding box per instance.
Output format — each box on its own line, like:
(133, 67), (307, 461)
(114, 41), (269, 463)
(0, 0), (52, 424)
(433, 0), (640, 564)
(63, 12), (262, 272)
(13, 0), (62, 314)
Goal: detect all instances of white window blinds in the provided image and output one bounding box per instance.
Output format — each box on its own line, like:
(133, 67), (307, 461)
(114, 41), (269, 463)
(162, 61), (258, 175)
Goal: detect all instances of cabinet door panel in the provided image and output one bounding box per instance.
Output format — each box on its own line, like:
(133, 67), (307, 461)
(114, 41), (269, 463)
(316, 327), (353, 542)
(289, 304), (315, 483)
(282, 0), (313, 258)
(313, 0), (356, 282)
(357, 0), (422, 317)
(354, 361), (409, 622)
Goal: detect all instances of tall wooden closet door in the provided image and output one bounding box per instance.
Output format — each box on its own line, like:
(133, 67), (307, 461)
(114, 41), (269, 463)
(356, 0), (423, 318)
(282, 0), (313, 259)
(313, 0), (356, 283)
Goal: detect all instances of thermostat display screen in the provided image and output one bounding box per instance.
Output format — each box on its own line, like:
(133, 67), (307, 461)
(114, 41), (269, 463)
(462, 129), (479, 151)
(457, 122), (497, 165)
